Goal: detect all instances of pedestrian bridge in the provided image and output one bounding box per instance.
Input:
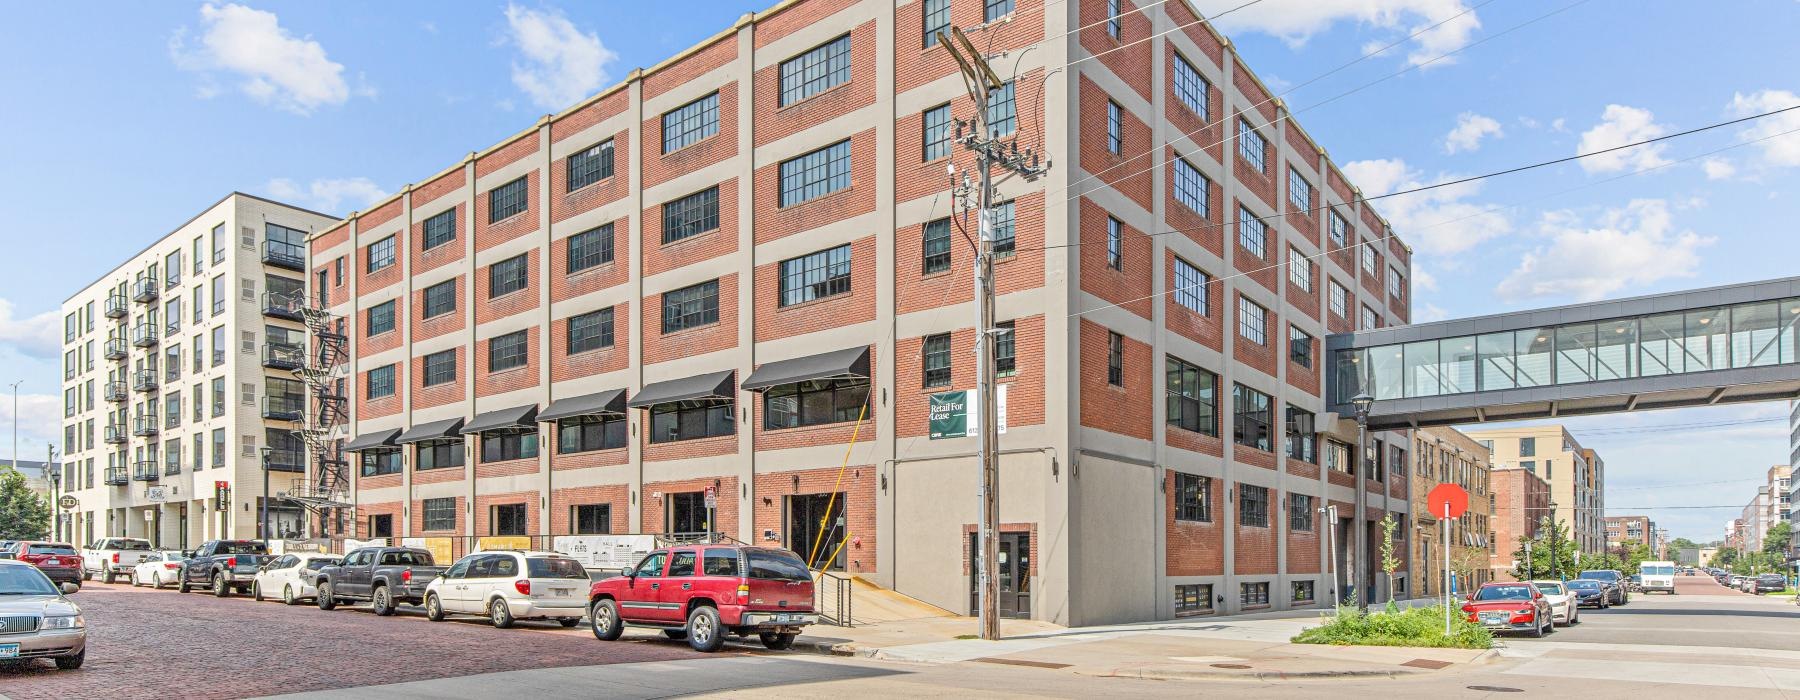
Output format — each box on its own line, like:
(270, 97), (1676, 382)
(1327, 276), (1800, 430)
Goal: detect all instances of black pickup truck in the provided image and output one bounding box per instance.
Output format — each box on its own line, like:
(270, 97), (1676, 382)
(179, 540), (273, 597)
(315, 546), (446, 616)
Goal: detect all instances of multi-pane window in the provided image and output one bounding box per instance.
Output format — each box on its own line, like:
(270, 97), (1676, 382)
(779, 140), (852, 207)
(423, 279), (456, 319)
(1388, 267), (1406, 301)
(1173, 257), (1208, 314)
(572, 503), (612, 534)
(661, 280), (720, 333)
(1360, 242), (1378, 274)
(1360, 304), (1379, 331)
(1288, 171), (1313, 211)
(922, 103), (952, 161)
(367, 300), (396, 336)
(1293, 580), (1316, 603)
(1329, 210), (1349, 247)
(566, 224), (615, 273)
(1328, 281), (1348, 318)
(995, 321), (1016, 377)
(1288, 247), (1311, 291)
(1286, 405), (1317, 463)
(649, 399), (735, 443)
(1106, 100), (1122, 154)
(779, 244), (852, 306)
(1233, 383), (1273, 451)
(986, 81), (1016, 137)
(1106, 331), (1124, 386)
(922, 0), (951, 47)
(488, 176), (529, 224)
(922, 333), (951, 387)
(422, 349), (456, 387)
(1238, 484), (1269, 527)
(989, 200), (1015, 256)
(662, 92), (719, 153)
(1174, 472), (1210, 522)
(416, 440), (462, 470)
(422, 498), (456, 531)
(1105, 216), (1123, 270)
(422, 209), (456, 250)
(567, 139), (615, 191)
(1241, 581), (1271, 606)
(1238, 118), (1267, 172)
(922, 218), (952, 274)
(488, 331), (528, 372)
(985, 0), (1014, 21)
(1175, 584), (1212, 615)
(361, 450), (402, 477)
(780, 34), (851, 106)
(1166, 356), (1217, 436)
(662, 187), (720, 244)
(1106, 0), (1122, 38)
(1237, 297), (1266, 345)
(567, 307), (615, 353)
(1173, 157), (1207, 216)
(1237, 206), (1266, 258)
(1289, 493), (1314, 531)
(558, 415), (626, 453)
(366, 364), (395, 399)
(764, 378), (870, 430)
(1173, 53), (1207, 117)
(1325, 440), (1353, 475)
(481, 431), (538, 463)
(1289, 326), (1313, 368)
(489, 254), (528, 298)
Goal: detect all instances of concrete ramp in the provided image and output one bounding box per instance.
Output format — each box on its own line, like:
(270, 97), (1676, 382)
(848, 576), (957, 625)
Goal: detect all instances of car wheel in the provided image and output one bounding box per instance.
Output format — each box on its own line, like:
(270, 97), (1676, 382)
(559, 618), (580, 628)
(212, 575), (230, 598)
(177, 576), (190, 594)
(591, 599), (623, 641)
(253, 581), (264, 602)
(102, 569), (115, 585)
(283, 584), (297, 606)
(372, 586), (395, 616)
(54, 649), (85, 671)
(686, 606), (725, 652)
(663, 628), (689, 640)
(317, 582), (337, 610)
(489, 599), (515, 629)
(1530, 617), (1545, 638)
(81, 568), (91, 582)
(1571, 609), (1580, 624)
(760, 632), (797, 651)
(425, 594), (445, 622)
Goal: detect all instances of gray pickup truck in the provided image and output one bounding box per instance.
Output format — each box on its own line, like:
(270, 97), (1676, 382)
(315, 546), (446, 616)
(178, 540), (273, 597)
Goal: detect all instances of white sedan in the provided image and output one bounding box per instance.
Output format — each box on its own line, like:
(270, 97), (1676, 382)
(131, 551), (189, 589)
(1530, 580), (1580, 626)
(252, 553), (341, 605)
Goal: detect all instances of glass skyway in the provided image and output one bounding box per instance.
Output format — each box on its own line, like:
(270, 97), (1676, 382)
(1328, 276), (1800, 430)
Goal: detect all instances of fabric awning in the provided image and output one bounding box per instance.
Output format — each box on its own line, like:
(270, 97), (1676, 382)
(461, 404), (539, 434)
(627, 370), (735, 408)
(741, 346), (870, 391)
(537, 389), (628, 422)
(395, 417), (465, 445)
(343, 429), (401, 452)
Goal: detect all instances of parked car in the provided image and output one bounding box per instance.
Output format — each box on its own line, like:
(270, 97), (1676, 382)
(0, 559), (86, 669)
(177, 540), (272, 597)
(589, 544), (817, 652)
(1564, 579), (1609, 608)
(1461, 582), (1554, 638)
(130, 551), (188, 588)
(1529, 580), (1580, 625)
(252, 553), (341, 605)
(1577, 570), (1629, 605)
(8, 542), (81, 588)
(1740, 575), (1761, 593)
(0, 541), (17, 557)
(79, 537), (154, 584)
(424, 550), (589, 628)
(1753, 574), (1787, 594)
(1639, 561), (1677, 594)
(314, 546), (445, 615)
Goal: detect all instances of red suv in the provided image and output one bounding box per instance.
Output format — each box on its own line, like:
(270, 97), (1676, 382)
(8, 542), (82, 589)
(588, 544), (816, 652)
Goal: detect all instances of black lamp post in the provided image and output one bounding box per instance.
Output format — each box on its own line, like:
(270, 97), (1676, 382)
(1349, 392), (1374, 611)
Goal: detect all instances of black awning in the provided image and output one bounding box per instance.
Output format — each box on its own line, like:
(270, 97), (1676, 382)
(395, 417), (465, 445)
(343, 429), (401, 452)
(741, 346), (870, 391)
(537, 389), (628, 422)
(626, 370), (735, 408)
(461, 404), (539, 434)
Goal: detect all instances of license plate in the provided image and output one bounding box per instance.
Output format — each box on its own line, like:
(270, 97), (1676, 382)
(0, 644), (17, 659)
(551, 588), (574, 597)
(1479, 612), (1504, 623)
(44, 559), (59, 566)
(775, 614), (795, 623)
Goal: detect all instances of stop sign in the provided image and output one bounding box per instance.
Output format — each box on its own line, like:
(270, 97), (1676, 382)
(1427, 483), (1469, 519)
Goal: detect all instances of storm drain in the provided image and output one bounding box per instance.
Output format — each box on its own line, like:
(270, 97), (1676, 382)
(1466, 686), (1524, 693)
(1402, 659), (1454, 670)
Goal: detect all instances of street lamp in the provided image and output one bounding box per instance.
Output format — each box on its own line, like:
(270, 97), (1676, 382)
(45, 445), (60, 541)
(1544, 500), (1559, 580)
(1349, 392), (1374, 611)
(259, 447), (272, 548)
(8, 379), (21, 475)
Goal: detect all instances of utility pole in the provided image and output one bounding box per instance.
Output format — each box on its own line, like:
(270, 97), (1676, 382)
(939, 26), (1045, 642)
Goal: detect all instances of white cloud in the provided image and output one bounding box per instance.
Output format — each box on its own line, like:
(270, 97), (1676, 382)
(1550, 118), (1567, 133)
(1341, 158), (1510, 257)
(0, 393), (62, 462)
(1496, 199), (1714, 302)
(265, 177), (389, 214)
(170, 3), (358, 115)
(1196, 0), (1482, 68)
(1412, 263), (1439, 292)
(1417, 303), (1448, 322)
(1443, 112), (1502, 153)
(1726, 89), (1800, 168)
(1517, 116), (1540, 129)
(0, 299), (61, 359)
(503, 4), (618, 110)
(1701, 157), (1736, 180)
(1576, 105), (1670, 173)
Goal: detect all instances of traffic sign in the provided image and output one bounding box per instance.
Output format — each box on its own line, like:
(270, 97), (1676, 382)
(1428, 483), (1469, 519)
(703, 486), (717, 509)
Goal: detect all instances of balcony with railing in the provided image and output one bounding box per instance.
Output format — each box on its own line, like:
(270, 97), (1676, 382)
(131, 323), (159, 348)
(132, 414), (160, 437)
(133, 460), (160, 482)
(131, 368), (159, 393)
(103, 423), (127, 444)
(103, 381), (128, 403)
(264, 448), (305, 473)
(104, 338), (128, 361)
(262, 291), (303, 321)
(132, 277), (159, 303)
(263, 341), (305, 370)
(263, 240), (305, 271)
(104, 294), (129, 318)
(263, 394), (305, 422)
(104, 466), (129, 486)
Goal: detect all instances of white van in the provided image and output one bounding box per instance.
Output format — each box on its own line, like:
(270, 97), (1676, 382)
(1639, 561), (1677, 594)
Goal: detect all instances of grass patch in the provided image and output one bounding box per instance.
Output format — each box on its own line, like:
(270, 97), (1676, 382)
(1292, 603), (1493, 649)
(954, 634), (979, 640)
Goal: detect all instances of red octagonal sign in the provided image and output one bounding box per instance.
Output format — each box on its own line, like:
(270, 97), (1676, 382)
(1427, 483), (1469, 520)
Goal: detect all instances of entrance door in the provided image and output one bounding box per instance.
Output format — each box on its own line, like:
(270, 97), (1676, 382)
(786, 494), (845, 571)
(968, 532), (1031, 619)
(667, 492), (709, 535)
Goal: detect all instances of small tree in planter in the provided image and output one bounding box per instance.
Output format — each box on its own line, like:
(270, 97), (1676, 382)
(1380, 514), (1402, 608)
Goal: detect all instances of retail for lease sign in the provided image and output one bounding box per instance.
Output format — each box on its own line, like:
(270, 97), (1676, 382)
(928, 385), (1007, 440)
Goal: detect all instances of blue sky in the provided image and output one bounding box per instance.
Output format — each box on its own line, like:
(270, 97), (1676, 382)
(1, 1), (1794, 540)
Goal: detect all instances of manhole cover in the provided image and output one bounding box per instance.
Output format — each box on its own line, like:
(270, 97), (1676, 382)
(1466, 686), (1524, 693)
(1211, 663), (1253, 669)
(1402, 658), (1453, 669)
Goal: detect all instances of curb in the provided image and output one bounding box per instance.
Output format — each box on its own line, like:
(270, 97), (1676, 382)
(1091, 667), (1418, 682)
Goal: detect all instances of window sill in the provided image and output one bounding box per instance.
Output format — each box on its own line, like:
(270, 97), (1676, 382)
(775, 290), (852, 313)
(487, 210), (531, 229)
(659, 320), (721, 339)
(919, 268), (955, 280)
(366, 263), (397, 276)
(777, 184), (856, 212)
(661, 132), (720, 159)
(487, 287), (530, 304)
(565, 343), (617, 359)
(564, 174), (616, 197)
(566, 260), (618, 280)
(415, 465), (464, 472)
(659, 227), (720, 251)
(1242, 604), (1271, 611)
(776, 81), (852, 113)
(486, 364), (531, 379)
(367, 329), (397, 341)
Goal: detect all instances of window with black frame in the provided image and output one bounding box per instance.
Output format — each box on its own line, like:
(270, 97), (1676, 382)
(416, 439), (463, 470)
(491, 503), (528, 536)
(921, 218), (952, 274)
(422, 497), (456, 531)
(1174, 472), (1210, 522)
(422, 279), (455, 319)
(361, 448), (401, 477)
(763, 378), (869, 430)
(488, 176), (529, 223)
(1233, 383), (1272, 451)
(567, 139), (615, 191)
(649, 399), (735, 443)
(995, 321), (1016, 377)
(1289, 493), (1314, 531)
(566, 223), (615, 273)
(422, 208), (456, 250)
(489, 254), (529, 298)
(572, 503), (611, 534)
(662, 280), (719, 333)
(480, 429), (538, 462)
(779, 244), (851, 306)
(1166, 356), (1216, 436)
(922, 333), (951, 387)
(1238, 484), (1268, 527)
(558, 414), (627, 453)
(1285, 406), (1316, 463)
(567, 307), (615, 353)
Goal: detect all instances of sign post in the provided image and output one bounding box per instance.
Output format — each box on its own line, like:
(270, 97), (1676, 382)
(704, 486), (717, 537)
(1427, 483), (1470, 637)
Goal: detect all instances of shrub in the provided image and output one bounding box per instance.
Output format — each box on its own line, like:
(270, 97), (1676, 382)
(1291, 604), (1492, 649)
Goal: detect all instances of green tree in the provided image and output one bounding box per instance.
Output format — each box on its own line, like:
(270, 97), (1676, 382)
(1733, 550), (1783, 575)
(1509, 519), (1579, 580)
(0, 468), (51, 540)
(1669, 537), (1700, 552)
(1709, 547), (1739, 569)
(1379, 514), (1401, 604)
(1761, 522), (1792, 558)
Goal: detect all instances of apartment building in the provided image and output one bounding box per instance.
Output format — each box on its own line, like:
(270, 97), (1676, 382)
(308, 0), (1414, 625)
(1790, 400), (1798, 524)
(1465, 426), (1605, 555)
(57, 193), (337, 548)
(1769, 464), (1791, 525)
(1409, 426), (1492, 596)
(1490, 464), (1549, 581)
(1604, 514), (1654, 551)
(1725, 518), (1745, 553)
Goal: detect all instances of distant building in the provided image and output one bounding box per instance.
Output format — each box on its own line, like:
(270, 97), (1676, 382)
(1410, 426), (1494, 596)
(1490, 464), (1550, 582)
(1465, 426), (1606, 555)
(1604, 514), (1655, 552)
(2, 459), (56, 500)
(1725, 519), (1746, 553)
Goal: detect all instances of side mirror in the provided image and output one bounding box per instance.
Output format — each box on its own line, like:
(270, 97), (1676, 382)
(620, 566), (636, 579)
(183, 550), (195, 558)
(60, 582), (79, 595)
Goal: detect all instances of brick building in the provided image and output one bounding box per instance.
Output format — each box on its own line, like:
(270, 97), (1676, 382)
(308, 0), (1413, 625)
(1604, 514), (1655, 551)
(1410, 426), (1492, 596)
(1465, 425), (1605, 555)
(1490, 464), (1550, 581)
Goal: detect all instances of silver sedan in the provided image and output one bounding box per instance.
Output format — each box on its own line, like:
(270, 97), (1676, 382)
(0, 559), (87, 669)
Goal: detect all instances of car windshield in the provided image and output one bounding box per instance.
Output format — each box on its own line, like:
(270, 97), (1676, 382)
(215, 541), (267, 555)
(1567, 581), (1600, 590)
(1533, 583), (1563, 594)
(1474, 584), (1534, 601)
(1643, 565), (1673, 576)
(1760, 574), (1785, 582)
(1578, 570), (1620, 582)
(527, 557), (587, 580)
(0, 565), (59, 595)
(746, 549), (811, 582)
(27, 544), (77, 556)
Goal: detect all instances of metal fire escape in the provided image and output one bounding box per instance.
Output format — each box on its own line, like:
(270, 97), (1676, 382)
(280, 290), (352, 534)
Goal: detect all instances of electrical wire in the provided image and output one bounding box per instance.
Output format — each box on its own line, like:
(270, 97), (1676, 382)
(1569, 417), (1789, 436)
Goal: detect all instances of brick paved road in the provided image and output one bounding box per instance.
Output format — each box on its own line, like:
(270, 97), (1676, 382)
(0, 581), (716, 699)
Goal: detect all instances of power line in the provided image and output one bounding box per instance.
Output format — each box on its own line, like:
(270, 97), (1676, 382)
(1608, 477), (1762, 492)
(1570, 417), (1789, 436)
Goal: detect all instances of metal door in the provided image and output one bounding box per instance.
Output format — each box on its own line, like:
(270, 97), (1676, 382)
(969, 532), (1031, 619)
(786, 493), (844, 571)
